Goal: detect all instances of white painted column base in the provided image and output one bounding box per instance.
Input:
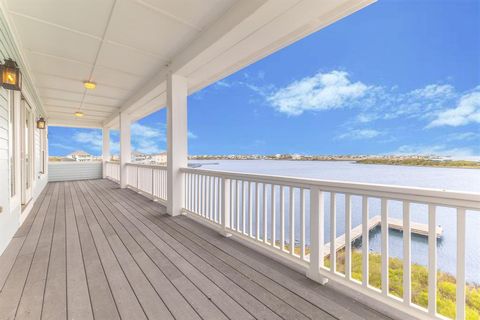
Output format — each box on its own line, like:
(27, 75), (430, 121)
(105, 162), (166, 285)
(306, 270), (329, 285)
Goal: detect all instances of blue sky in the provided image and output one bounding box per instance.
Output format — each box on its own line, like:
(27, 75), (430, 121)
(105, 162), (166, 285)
(49, 0), (480, 158)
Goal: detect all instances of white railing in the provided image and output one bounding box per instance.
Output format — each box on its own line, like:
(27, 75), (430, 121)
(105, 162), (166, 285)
(105, 161), (120, 182)
(126, 163), (167, 203)
(181, 167), (480, 320)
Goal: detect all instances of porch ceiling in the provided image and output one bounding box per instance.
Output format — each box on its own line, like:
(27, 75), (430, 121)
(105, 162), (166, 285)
(1, 0), (374, 128)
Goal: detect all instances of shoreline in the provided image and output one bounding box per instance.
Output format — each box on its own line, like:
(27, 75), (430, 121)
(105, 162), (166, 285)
(190, 158), (480, 169)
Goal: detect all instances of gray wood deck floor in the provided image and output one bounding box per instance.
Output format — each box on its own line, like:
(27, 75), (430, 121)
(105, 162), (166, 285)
(0, 179), (392, 320)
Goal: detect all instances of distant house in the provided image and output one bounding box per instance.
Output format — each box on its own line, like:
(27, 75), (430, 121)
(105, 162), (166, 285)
(66, 150), (94, 162)
(151, 152), (167, 164)
(132, 151), (151, 163)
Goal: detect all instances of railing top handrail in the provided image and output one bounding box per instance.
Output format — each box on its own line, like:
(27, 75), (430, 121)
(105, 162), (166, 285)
(106, 161), (119, 164)
(180, 167), (480, 209)
(49, 161), (102, 164)
(126, 162), (167, 169)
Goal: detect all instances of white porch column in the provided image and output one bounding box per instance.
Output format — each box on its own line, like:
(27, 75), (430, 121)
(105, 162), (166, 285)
(167, 72), (188, 216)
(102, 127), (110, 179)
(120, 112), (131, 188)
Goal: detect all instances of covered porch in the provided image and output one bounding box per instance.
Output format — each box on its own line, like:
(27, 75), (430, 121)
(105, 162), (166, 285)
(0, 179), (388, 320)
(0, 0), (478, 319)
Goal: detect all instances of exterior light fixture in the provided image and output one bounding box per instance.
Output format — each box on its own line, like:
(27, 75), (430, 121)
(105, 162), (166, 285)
(83, 80), (96, 90)
(36, 117), (46, 129)
(74, 111), (84, 117)
(0, 58), (22, 91)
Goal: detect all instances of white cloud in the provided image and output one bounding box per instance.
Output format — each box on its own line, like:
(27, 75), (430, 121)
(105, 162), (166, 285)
(73, 130), (120, 154)
(392, 144), (478, 157)
(50, 142), (74, 150)
(215, 80), (231, 88)
(131, 122), (165, 154)
(102, 124), (197, 155)
(73, 131), (103, 150)
(267, 70), (369, 115)
(363, 83), (459, 121)
(427, 90), (480, 127)
(131, 123), (165, 140)
(444, 131), (479, 142)
(410, 84), (455, 100)
(336, 129), (383, 140)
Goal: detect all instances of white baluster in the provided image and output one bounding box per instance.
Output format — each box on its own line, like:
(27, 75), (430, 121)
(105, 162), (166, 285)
(457, 208), (466, 320)
(345, 194), (351, 280)
(280, 186), (285, 251)
(271, 184), (276, 247)
(300, 188), (305, 260)
(263, 183), (268, 244)
(381, 198), (388, 295)
(403, 201), (411, 304)
(428, 204), (437, 316)
(290, 187), (295, 255)
(362, 196), (369, 287)
(330, 193), (336, 273)
(221, 178), (231, 237)
(256, 182), (260, 240)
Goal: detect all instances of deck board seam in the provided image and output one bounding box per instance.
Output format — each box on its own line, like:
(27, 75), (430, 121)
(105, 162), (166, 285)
(18, 184), (58, 318)
(86, 180), (240, 320)
(75, 181), (150, 320)
(71, 181), (122, 319)
(100, 181), (325, 319)
(177, 217), (392, 320)
(65, 182), (95, 320)
(67, 182), (94, 319)
(89, 180), (257, 320)
(83, 180), (210, 320)
(98, 181), (315, 320)
(158, 215), (335, 320)
(79, 180), (179, 320)
(16, 183), (59, 320)
(104, 180), (385, 320)
(16, 183), (58, 320)
(41, 180), (67, 319)
(0, 184), (51, 292)
(89, 180), (279, 320)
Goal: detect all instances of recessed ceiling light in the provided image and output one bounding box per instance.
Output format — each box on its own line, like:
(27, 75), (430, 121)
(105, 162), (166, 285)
(74, 111), (84, 117)
(83, 80), (96, 90)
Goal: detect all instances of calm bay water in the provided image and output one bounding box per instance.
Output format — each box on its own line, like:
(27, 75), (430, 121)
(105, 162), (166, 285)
(195, 160), (480, 283)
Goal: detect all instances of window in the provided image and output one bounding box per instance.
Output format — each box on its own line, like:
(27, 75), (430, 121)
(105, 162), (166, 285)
(9, 91), (16, 197)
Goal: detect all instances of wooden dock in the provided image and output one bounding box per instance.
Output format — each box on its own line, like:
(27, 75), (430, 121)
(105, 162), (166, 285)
(323, 215), (443, 257)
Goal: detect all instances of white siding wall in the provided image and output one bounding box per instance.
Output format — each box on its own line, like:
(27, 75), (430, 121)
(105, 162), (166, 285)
(0, 7), (48, 254)
(48, 162), (102, 182)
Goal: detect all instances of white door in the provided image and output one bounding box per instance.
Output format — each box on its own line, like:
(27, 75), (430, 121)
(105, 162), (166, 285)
(21, 98), (32, 205)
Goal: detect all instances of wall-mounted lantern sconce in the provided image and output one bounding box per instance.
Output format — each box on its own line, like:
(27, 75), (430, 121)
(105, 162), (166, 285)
(0, 59), (22, 91)
(36, 117), (46, 129)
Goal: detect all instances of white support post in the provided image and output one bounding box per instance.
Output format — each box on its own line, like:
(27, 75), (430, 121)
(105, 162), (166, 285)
(120, 112), (131, 188)
(221, 178), (231, 237)
(306, 187), (328, 285)
(167, 72), (188, 216)
(102, 127), (110, 179)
